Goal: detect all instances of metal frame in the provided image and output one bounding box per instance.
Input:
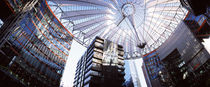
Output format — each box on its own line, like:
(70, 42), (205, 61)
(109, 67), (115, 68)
(47, 0), (188, 59)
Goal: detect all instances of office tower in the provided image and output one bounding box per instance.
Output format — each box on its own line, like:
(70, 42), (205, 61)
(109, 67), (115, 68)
(142, 21), (210, 87)
(142, 50), (162, 87)
(0, 0), (73, 86)
(180, 0), (209, 16)
(160, 49), (189, 87)
(73, 37), (125, 87)
(142, 63), (152, 87)
(183, 11), (210, 40)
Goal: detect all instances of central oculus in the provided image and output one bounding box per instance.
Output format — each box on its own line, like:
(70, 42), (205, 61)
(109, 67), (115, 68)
(122, 3), (135, 16)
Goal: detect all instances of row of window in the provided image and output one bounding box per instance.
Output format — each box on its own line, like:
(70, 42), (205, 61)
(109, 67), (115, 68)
(143, 51), (162, 80)
(3, 0), (73, 85)
(74, 39), (103, 87)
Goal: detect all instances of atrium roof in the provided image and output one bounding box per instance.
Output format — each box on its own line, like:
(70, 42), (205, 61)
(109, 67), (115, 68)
(47, 0), (188, 59)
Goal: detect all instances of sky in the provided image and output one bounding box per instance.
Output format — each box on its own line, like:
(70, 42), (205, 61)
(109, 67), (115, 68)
(130, 59), (148, 87)
(61, 38), (210, 87)
(203, 38), (210, 53)
(60, 40), (87, 87)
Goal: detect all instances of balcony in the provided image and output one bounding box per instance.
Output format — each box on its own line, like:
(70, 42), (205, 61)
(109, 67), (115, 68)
(94, 42), (103, 49)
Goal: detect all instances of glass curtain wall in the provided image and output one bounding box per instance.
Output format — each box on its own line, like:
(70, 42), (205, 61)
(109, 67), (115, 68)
(0, 0), (73, 86)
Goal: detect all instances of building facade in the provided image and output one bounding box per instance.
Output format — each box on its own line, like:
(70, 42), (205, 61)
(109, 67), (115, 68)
(73, 37), (125, 87)
(142, 62), (152, 87)
(0, 0), (73, 86)
(142, 50), (162, 87)
(142, 21), (210, 87)
(183, 11), (210, 40)
(157, 21), (210, 87)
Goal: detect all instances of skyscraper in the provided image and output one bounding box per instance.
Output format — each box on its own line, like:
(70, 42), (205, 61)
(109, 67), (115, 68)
(0, 0), (73, 86)
(142, 21), (210, 87)
(183, 11), (210, 40)
(73, 37), (125, 87)
(142, 50), (162, 87)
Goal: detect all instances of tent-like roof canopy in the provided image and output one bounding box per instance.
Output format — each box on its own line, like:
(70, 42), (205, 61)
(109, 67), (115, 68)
(47, 0), (188, 59)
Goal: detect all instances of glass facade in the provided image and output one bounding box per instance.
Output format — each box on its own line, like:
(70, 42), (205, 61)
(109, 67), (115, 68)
(184, 12), (208, 26)
(142, 21), (210, 87)
(184, 12), (208, 31)
(183, 9), (210, 39)
(0, 0), (73, 86)
(160, 49), (188, 87)
(143, 50), (162, 80)
(74, 37), (125, 87)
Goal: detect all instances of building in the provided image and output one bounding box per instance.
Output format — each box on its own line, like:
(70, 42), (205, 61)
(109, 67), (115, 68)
(142, 21), (210, 87)
(0, 0), (73, 86)
(142, 62), (152, 87)
(123, 77), (134, 87)
(156, 21), (210, 86)
(159, 49), (189, 87)
(128, 60), (142, 87)
(180, 0), (209, 16)
(73, 37), (125, 87)
(183, 11), (210, 41)
(142, 50), (162, 87)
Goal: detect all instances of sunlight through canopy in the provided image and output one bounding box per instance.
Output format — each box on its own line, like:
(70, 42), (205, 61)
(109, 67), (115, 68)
(47, 0), (188, 59)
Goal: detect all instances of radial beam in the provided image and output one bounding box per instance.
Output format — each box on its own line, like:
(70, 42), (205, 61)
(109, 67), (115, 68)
(49, 0), (117, 9)
(73, 16), (113, 31)
(61, 9), (115, 19)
